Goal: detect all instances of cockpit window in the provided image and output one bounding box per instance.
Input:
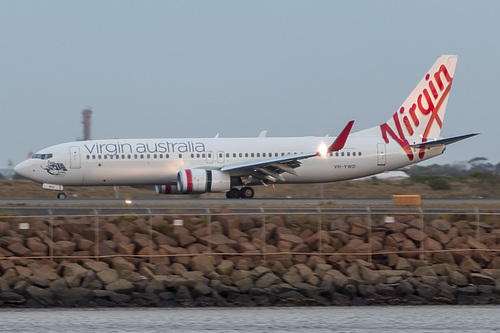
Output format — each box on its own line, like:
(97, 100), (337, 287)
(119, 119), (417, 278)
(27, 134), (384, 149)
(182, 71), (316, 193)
(32, 153), (53, 160)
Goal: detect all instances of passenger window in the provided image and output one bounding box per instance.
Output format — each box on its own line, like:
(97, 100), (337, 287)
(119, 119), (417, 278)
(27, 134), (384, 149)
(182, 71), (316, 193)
(239, 153), (242, 157)
(179, 154), (182, 158)
(353, 152), (356, 156)
(166, 154), (170, 158)
(251, 153), (254, 157)
(226, 153), (229, 158)
(263, 153), (266, 157)
(245, 153), (248, 157)
(86, 155), (90, 159)
(191, 154), (194, 158)
(159, 154), (163, 158)
(341, 152), (344, 156)
(257, 153), (260, 157)
(233, 153), (236, 158)
(98, 155), (102, 159)
(359, 152), (362, 156)
(347, 152), (350, 156)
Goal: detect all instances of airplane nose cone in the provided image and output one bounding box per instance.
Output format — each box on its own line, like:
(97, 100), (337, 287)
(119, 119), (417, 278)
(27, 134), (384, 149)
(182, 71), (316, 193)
(14, 160), (35, 179)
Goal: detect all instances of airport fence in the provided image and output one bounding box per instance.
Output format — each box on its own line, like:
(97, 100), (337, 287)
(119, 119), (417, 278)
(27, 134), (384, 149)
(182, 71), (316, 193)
(0, 207), (499, 264)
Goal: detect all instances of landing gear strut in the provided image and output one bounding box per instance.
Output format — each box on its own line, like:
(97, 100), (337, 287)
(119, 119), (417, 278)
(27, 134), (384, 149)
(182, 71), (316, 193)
(226, 187), (255, 199)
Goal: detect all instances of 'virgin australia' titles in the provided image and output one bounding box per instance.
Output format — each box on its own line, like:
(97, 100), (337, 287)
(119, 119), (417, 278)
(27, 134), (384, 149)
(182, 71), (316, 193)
(15, 55), (477, 199)
(84, 140), (206, 155)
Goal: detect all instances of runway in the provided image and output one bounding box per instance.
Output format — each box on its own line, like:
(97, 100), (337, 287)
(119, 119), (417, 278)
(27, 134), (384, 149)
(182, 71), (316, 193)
(0, 197), (499, 216)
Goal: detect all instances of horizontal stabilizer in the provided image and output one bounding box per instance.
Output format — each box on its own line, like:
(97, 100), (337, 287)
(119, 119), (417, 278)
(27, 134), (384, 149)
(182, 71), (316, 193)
(410, 133), (479, 149)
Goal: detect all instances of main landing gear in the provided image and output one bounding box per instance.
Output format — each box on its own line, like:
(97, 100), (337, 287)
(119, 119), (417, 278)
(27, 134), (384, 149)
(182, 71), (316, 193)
(57, 192), (67, 199)
(226, 187), (255, 199)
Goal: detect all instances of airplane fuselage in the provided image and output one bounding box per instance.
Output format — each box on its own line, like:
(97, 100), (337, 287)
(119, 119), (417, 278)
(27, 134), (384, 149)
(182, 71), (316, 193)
(16, 134), (444, 187)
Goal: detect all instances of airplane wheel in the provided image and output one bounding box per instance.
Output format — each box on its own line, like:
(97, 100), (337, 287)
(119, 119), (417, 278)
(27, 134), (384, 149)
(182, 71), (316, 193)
(240, 187), (254, 199)
(226, 188), (241, 199)
(57, 192), (67, 199)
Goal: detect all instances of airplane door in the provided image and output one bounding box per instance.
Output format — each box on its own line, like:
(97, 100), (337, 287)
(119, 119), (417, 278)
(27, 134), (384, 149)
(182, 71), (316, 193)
(377, 143), (386, 166)
(217, 151), (225, 163)
(69, 146), (81, 169)
(206, 151), (214, 164)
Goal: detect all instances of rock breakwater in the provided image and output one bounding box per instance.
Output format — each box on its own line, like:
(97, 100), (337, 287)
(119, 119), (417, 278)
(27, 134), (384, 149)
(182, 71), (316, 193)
(0, 211), (499, 307)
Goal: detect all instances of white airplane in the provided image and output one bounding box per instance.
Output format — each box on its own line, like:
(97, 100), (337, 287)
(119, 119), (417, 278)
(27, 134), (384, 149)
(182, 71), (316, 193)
(15, 55), (477, 199)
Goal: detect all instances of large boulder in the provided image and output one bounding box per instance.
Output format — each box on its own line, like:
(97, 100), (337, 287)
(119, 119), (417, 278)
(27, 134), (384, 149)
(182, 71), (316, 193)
(111, 257), (136, 271)
(190, 255), (215, 274)
(470, 273), (495, 286)
(25, 286), (55, 306)
(97, 269), (120, 285)
(448, 271), (468, 287)
(61, 263), (88, 287)
(255, 273), (281, 288)
(430, 219), (452, 232)
(405, 228), (427, 242)
(105, 279), (135, 294)
(359, 266), (386, 285)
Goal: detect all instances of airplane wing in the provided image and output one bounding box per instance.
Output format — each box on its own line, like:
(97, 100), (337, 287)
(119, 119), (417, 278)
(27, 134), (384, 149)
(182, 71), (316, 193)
(410, 133), (479, 149)
(218, 121), (354, 182)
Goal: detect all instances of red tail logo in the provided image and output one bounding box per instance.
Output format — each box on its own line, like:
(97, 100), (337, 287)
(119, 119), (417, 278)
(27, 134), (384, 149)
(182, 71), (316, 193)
(380, 64), (453, 160)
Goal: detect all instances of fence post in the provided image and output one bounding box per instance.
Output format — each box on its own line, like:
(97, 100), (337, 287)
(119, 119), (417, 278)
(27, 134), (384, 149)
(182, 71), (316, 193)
(206, 209), (212, 254)
(418, 207), (424, 261)
(317, 207), (322, 256)
(475, 207), (480, 240)
(261, 208), (266, 261)
(366, 207), (372, 263)
(93, 209), (99, 261)
(48, 209), (54, 261)
(148, 208), (153, 263)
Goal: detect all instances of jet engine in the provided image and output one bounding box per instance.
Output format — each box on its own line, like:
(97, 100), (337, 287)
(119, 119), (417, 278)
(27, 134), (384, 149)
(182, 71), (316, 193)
(177, 169), (231, 193)
(155, 185), (182, 194)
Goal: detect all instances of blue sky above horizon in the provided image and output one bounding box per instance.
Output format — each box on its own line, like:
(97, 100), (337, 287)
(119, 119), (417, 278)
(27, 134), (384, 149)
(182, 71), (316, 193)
(2, 1), (499, 168)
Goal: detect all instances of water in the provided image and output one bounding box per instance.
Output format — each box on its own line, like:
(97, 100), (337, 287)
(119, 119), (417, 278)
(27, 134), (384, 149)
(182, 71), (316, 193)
(0, 306), (498, 333)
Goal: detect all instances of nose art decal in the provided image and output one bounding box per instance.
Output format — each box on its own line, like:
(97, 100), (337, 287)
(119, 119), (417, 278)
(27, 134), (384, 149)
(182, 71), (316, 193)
(41, 161), (67, 176)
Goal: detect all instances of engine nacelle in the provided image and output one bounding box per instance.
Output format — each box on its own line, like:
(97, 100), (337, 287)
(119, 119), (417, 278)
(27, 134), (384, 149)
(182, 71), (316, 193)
(155, 185), (182, 195)
(177, 169), (231, 193)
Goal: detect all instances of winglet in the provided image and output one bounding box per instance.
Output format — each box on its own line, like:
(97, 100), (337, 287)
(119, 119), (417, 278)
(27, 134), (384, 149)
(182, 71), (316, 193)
(327, 120), (355, 152)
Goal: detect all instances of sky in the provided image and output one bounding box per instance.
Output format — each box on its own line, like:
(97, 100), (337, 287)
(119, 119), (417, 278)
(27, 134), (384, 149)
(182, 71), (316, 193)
(2, 0), (500, 168)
